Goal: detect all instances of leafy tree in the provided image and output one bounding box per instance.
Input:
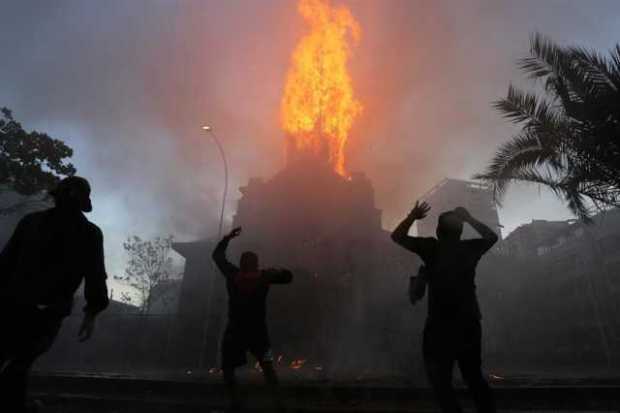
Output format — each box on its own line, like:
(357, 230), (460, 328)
(476, 33), (620, 220)
(0, 107), (76, 215)
(115, 235), (176, 314)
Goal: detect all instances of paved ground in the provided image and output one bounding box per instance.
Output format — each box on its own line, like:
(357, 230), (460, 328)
(28, 370), (620, 412)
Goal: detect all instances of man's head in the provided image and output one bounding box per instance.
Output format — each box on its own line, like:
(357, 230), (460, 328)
(240, 251), (259, 272)
(50, 176), (92, 212)
(436, 211), (463, 241)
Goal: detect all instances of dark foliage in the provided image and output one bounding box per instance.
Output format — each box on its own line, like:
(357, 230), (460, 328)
(476, 33), (620, 220)
(0, 108), (76, 214)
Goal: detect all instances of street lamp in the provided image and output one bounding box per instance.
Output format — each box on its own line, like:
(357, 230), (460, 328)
(201, 125), (228, 239)
(198, 124), (229, 370)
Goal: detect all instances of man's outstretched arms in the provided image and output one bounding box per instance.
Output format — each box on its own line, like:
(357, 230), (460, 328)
(264, 268), (293, 284)
(0, 216), (26, 285)
(391, 201), (435, 262)
(409, 265), (428, 306)
(212, 227), (241, 277)
(80, 225), (110, 342)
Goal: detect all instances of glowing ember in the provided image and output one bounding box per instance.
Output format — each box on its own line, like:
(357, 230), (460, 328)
(289, 359), (307, 369)
(280, 0), (362, 176)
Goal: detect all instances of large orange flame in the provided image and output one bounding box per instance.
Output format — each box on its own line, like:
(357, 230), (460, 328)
(280, 0), (362, 176)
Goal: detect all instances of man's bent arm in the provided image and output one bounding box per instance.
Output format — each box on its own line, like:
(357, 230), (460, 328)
(84, 227), (109, 315)
(212, 236), (238, 277)
(391, 213), (416, 246)
(463, 214), (499, 256)
(390, 214), (435, 262)
(0, 217), (26, 284)
(467, 216), (499, 244)
(410, 266), (428, 303)
(265, 268), (293, 284)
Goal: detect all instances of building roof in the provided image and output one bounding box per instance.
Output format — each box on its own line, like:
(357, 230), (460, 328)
(172, 239), (215, 259)
(419, 178), (492, 200)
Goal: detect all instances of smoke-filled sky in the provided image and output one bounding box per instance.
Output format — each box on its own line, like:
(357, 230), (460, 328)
(1, 0), (619, 287)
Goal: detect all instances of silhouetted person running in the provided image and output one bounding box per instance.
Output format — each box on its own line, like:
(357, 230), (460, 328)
(0, 176), (109, 413)
(392, 201), (498, 413)
(212, 226), (293, 412)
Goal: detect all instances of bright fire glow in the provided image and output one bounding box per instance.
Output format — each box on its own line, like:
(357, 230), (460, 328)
(290, 359), (307, 369)
(280, 0), (362, 176)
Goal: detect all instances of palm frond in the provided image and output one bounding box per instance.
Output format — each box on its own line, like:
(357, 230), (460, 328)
(493, 85), (568, 136)
(480, 33), (620, 222)
(519, 33), (567, 80)
(608, 45), (620, 88)
(568, 46), (617, 94)
(483, 167), (593, 221)
(521, 33), (602, 109)
(473, 131), (561, 201)
(493, 85), (538, 124)
(493, 86), (569, 169)
(494, 85), (564, 132)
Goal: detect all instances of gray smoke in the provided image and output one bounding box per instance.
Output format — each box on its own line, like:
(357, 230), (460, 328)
(1, 0), (619, 278)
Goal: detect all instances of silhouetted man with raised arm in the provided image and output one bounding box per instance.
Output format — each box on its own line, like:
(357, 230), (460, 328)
(392, 201), (498, 413)
(212, 227), (293, 412)
(0, 176), (109, 413)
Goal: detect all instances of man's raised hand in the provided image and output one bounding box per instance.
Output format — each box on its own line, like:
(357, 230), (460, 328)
(409, 201), (431, 220)
(226, 227), (242, 239)
(78, 313), (96, 342)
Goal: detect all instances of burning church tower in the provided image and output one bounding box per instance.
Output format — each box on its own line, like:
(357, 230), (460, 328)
(234, 0), (374, 273)
(173, 0), (419, 372)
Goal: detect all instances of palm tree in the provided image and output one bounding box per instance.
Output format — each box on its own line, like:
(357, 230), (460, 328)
(475, 33), (620, 220)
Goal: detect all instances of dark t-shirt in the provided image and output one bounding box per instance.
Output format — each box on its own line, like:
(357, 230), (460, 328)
(212, 238), (292, 329)
(395, 236), (494, 322)
(0, 208), (109, 317)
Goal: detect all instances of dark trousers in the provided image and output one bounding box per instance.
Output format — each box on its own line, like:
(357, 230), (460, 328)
(423, 319), (495, 413)
(220, 323), (280, 411)
(0, 306), (62, 413)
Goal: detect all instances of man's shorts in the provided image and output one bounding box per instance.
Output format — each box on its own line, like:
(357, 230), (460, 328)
(221, 324), (272, 369)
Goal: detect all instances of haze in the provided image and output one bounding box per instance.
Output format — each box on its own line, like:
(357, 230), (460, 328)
(1, 0), (619, 283)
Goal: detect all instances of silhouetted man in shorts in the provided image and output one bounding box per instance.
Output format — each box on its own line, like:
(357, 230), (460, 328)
(212, 227), (293, 412)
(0, 176), (109, 413)
(392, 201), (498, 413)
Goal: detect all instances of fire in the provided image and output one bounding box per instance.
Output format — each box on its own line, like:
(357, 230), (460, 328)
(289, 359), (307, 369)
(280, 0), (362, 176)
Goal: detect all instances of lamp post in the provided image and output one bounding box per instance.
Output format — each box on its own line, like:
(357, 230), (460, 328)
(201, 125), (229, 238)
(198, 125), (229, 370)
